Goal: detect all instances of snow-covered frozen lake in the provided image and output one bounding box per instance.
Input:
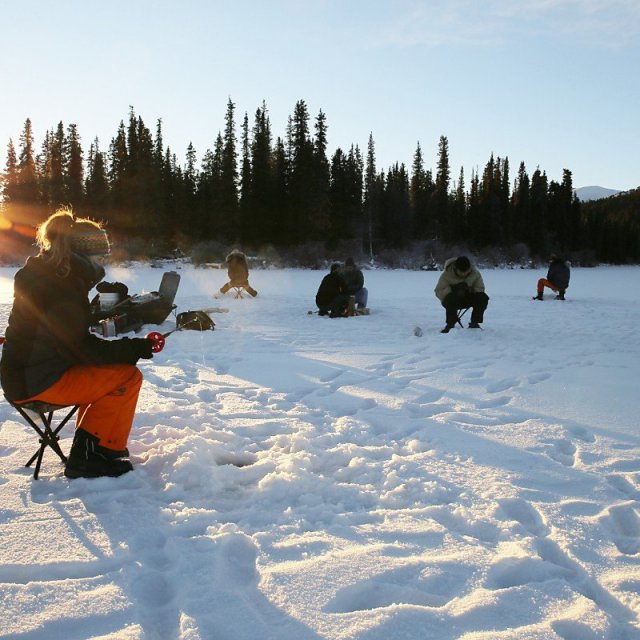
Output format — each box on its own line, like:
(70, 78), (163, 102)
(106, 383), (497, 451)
(1, 264), (639, 639)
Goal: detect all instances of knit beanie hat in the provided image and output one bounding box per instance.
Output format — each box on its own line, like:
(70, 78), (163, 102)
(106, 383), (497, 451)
(70, 222), (110, 256)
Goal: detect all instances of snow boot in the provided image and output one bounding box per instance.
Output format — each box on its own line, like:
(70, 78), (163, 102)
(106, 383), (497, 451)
(64, 428), (133, 479)
(532, 293), (543, 300)
(441, 324), (455, 334)
(555, 291), (565, 300)
(468, 322), (481, 329)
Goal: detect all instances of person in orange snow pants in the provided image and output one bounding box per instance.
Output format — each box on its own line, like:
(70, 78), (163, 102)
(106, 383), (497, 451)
(0, 209), (154, 479)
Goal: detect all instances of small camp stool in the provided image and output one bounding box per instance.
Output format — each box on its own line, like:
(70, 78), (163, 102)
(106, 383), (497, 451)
(5, 396), (79, 479)
(232, 286), (245, 299)
(456, 307), (471, 328)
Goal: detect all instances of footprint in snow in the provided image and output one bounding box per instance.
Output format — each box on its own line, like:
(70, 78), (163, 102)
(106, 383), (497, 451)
(476, 395), (511, 408)
(527, 372), (551, 384)
(486, 377), (520, 393)
(552, 620), (606, 640)
(565, 424), (595, 443)
(607, 504), (640, 555)
(485, 555), (570, 590)
(545, 438), (577, 467)
(214, 532), (258, 587)
(498, 497), (549, 537)
(324, 563), (468, 613)
(607, 474), (640, 501)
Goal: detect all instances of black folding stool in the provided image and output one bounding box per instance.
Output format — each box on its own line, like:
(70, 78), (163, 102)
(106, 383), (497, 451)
(455, 306), (471, 328)
(5, 396), (79, 479)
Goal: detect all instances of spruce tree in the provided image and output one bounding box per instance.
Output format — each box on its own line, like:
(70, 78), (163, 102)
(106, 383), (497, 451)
(288, 100), (316, 243)
(250, 102), (276, 245)
(1, 139), (18, 204)
(430, 135), (450, 239)
(512, 161), (531, 245)
(108, 121), (129, 226)
(529, 168), (548, 255)
(382, 163), (410, 247)
(16, 118), (40, 208)
(48, 122), (67, 208)
(220, 98), (239, 240)
(65, 123), (84, 210)
(410, 142), (431, 240)
(239, 112), (252, 241)
(450, 167), (466, 241)
(271, 137), (289, 245)
(311, 109), (331, 238)
(363, 133), (380, 260)
(85, 138), (109, 216)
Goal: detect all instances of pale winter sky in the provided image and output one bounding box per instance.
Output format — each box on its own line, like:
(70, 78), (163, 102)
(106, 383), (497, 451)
(1, 0), (638, 191)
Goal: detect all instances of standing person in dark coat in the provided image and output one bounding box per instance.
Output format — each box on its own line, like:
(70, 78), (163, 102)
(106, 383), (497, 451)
(315, 264), (350, 317)
(533, 255), (571, 300)
(341, 257), (368, 310)
(434, 256), (489, 333)
(0, 209), (154, 478)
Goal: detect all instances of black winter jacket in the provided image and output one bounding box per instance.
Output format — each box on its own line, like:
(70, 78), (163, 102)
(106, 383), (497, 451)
(1, 253), (148, 401)
(315, 272), (347, 308)
(547, 259), (570, 290)
(342, 267), (365, 295)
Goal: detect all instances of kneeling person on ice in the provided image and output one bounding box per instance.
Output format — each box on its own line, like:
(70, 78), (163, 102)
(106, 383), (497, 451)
(0, 209), (154, 479)
(434, 255), (489, 333)
(315, 263), (350, 318)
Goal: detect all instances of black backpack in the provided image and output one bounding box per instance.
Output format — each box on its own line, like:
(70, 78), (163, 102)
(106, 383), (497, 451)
(176, 310), (215, 331)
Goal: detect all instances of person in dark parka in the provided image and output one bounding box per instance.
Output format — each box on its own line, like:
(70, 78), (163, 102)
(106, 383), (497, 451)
(315, 264), (350, 317)
(341, 257), (368, 309)
(0, 209), (154, 479)
(533, 255), (571, 300)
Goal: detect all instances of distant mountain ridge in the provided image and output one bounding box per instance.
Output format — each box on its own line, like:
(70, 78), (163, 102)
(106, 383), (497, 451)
(575, 186), (621, 202)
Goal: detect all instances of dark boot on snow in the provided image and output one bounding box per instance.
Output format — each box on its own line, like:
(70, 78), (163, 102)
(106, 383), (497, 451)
(64, 429), (133, 479)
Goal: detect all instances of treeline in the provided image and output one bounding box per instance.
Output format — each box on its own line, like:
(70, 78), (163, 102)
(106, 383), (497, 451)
(580, 189), (640, 263)
(1, 100), (638, 264)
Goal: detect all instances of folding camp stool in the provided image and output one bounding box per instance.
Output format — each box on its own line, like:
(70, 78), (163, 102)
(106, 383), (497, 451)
(455, 306), (471, 328)
(5, 396), (79, 479)
(232, 286), (245, 299)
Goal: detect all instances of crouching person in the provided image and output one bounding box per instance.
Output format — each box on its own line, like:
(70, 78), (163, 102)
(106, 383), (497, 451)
(533, 254), (570, 300)
(316, 263), (350, 318)
(0, 209), (154, 479)
(435, 256), (489, 333)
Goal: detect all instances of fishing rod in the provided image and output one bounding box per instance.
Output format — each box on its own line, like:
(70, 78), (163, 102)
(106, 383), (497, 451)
(146, 310), (216, 353)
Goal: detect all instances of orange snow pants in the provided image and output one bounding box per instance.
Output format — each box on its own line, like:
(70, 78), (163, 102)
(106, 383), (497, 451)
(21, 364), (143, 450)
(537, 278), (560, 294)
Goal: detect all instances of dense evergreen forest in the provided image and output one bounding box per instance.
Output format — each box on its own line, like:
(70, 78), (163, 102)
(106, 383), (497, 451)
(1, 100), (638, 266)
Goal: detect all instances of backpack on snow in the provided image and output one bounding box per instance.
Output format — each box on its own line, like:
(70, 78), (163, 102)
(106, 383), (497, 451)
(176, 310), (215, 331)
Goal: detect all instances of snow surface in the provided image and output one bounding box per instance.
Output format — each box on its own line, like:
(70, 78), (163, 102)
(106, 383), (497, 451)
(1, 264), (639, 640)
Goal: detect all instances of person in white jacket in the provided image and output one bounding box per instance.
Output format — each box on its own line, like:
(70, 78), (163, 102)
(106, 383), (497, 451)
(434, 256), (489, 333)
